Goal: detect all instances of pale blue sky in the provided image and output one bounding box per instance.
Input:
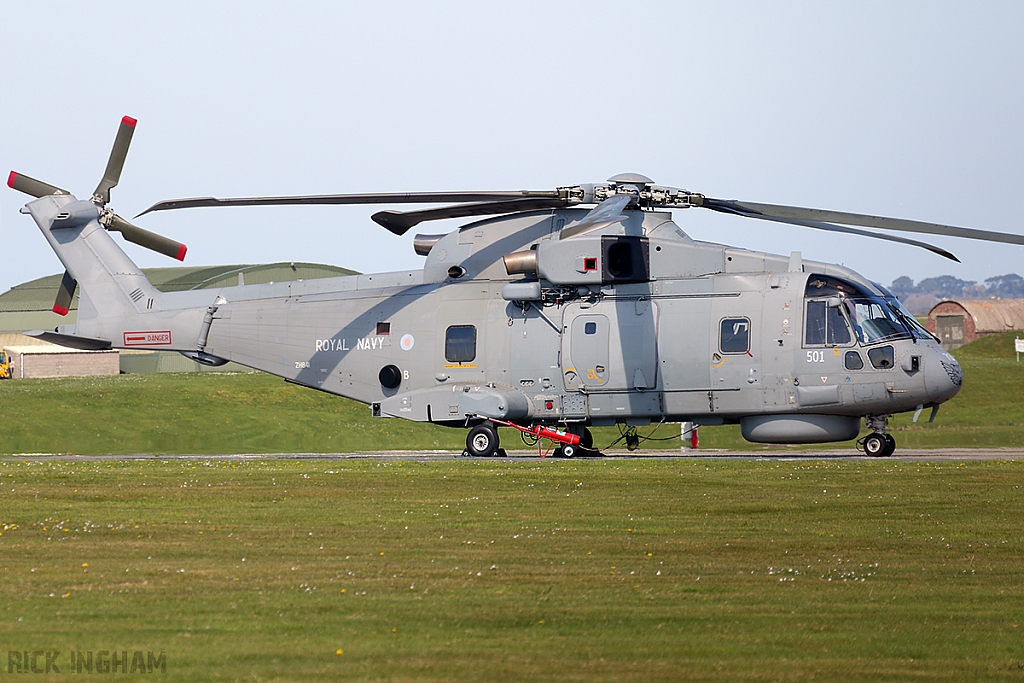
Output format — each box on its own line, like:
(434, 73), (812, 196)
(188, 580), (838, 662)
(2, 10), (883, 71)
(3, 1), (1023, 295)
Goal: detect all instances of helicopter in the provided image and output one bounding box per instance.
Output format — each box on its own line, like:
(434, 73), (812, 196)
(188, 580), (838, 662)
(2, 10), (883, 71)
(9, 117), (1024, 457)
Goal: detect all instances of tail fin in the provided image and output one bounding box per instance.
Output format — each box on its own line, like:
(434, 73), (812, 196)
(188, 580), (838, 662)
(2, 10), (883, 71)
(25, 193), (166, 343)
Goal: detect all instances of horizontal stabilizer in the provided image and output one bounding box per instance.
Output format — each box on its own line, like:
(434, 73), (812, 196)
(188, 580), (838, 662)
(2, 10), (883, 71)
(23, 330), (112, 351)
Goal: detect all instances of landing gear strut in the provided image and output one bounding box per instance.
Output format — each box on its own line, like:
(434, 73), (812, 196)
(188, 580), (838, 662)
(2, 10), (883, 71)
(860, 415), (896, 457)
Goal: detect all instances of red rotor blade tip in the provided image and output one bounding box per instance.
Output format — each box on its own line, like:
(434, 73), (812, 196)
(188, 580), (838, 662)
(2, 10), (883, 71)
(176, 244), (188, 261)
(7, 171), (17, 188)
(121, 116), (137, 127)
(52, 304), (70, 316)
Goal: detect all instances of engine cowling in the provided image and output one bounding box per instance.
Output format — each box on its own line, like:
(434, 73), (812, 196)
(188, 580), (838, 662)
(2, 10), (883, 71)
(503, 235), (650, 285)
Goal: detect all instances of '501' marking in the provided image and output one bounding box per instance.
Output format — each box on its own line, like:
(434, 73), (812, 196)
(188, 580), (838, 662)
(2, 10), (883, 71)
(806, 350), (827, 363)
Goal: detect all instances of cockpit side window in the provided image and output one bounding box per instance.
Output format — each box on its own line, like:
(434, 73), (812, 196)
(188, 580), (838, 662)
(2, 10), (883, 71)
(804, 300), (853, 347)
(805, 301), (826, 346)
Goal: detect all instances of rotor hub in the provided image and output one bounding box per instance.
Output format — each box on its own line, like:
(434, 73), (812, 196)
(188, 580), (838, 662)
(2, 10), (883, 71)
(554, 174), (704, 210)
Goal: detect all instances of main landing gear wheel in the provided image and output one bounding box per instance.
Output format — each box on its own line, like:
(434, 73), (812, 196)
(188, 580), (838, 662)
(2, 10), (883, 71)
(466, 423), (500, 458)
(579, 428), (597, 456)
(863, 433), (896, 457)
(557, 425), (597, 458)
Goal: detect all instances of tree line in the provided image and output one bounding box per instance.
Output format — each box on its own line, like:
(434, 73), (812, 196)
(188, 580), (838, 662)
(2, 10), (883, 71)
(889, 273), (1024, 300)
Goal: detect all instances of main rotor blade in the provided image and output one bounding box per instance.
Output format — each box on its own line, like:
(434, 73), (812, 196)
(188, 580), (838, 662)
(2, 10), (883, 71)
(93, 116), (137, 206)
(701, 198), (1024, 246)
(372, 198), (569, 235)
(136, 191), (556, 218)
(53, 270), (78, 316)
(7, 171), (68, 198)
(739, 212), (961, 262)
(106, 213), (187, 261)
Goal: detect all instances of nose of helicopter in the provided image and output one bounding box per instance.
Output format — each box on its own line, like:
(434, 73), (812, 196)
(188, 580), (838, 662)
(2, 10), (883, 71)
(925, 347), (962, 404)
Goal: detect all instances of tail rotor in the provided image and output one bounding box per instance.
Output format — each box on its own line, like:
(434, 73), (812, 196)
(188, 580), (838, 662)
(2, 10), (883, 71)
(8, 116), (188, 315)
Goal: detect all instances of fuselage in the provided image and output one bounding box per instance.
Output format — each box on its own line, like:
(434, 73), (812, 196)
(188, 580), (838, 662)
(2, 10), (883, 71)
(179, 207), (961, 440)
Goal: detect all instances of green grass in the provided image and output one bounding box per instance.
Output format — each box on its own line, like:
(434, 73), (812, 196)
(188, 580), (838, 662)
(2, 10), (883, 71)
(0, 371), (687, 455)
(954, 331), (1023, 359)
(0, 371), (469, 456)
(1, 332), (1022, 455)
(1, 458), (1023, 681)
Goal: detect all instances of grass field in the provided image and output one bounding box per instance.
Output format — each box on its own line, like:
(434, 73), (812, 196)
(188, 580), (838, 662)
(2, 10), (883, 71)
(1, 334), (1023, 680)
(1, 457), (1023, 681)
(1, 332), (1021, 455)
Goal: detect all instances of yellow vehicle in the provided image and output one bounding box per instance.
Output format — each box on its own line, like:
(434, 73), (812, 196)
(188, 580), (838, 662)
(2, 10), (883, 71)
(0, 350), (10, 379)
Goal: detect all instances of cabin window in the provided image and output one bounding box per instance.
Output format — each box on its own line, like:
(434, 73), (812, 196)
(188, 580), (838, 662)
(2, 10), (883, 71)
(584, 321), (597, 335)
(445, 325), (476, 363)
(720, 317), (750, 354)
(376, 322), (391, 336)
(845, 351), (864, 370)
(804, 300), (853, 346)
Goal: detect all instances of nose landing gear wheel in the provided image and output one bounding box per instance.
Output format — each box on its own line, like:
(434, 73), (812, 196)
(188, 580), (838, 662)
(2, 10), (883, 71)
(863, 433), (885, 457)
(863, 433), (896, 457)
(466, 423), (500, 458)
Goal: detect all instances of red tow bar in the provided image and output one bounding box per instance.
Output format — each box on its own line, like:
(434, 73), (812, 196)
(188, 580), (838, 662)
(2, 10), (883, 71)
(485, 418), (580, 457)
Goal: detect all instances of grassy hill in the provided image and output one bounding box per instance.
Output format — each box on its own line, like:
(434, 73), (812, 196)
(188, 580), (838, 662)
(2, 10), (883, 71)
(1, 332), (1022, 455)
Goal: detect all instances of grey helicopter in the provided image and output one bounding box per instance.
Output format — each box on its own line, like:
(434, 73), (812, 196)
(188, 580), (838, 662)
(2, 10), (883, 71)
(10, 117), (1024, 457)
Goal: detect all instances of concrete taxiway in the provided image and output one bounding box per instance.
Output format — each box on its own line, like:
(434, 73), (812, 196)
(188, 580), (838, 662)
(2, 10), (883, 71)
(4, 448), (1024, 462)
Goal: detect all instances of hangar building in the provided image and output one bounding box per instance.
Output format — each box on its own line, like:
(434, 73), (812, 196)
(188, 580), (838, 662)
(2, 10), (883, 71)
(925, 299), (1024, 349)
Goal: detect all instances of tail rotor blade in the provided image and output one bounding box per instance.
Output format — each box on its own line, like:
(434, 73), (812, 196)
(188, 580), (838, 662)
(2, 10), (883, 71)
(52, 271), (78, 316)
(8, 171), (68, 198)
(93, 116), (137, 206)
(107, 213), (187, 261)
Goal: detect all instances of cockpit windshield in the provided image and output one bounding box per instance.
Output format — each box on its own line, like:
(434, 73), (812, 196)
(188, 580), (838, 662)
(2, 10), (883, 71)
(843, 299), (912, 344)
(804, 275), (925, 346)
(871, 282), (936, 341)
